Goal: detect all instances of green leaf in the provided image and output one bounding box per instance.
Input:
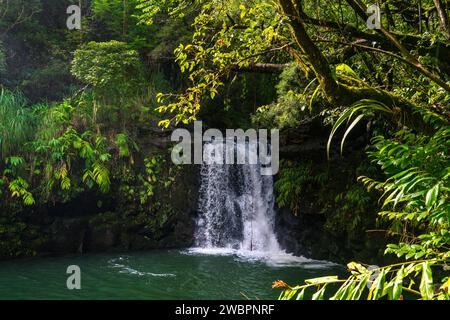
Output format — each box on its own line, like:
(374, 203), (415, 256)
(331, 278), (353, 300)
(349, 274), (369, 300)
(23, 193), (35, 206)
(369, 269), (387, 300)
(335, 63), (360, 80)
(305, 276), (339, 285)
(340, 114), (365, 155)
(312, 285), (327, 300)
(419, 262), (434, 300)
(296, 288), (306, 300)
(392, 266), (404, 300)
(309, 85), (321, 113)
(425, 184), (439, 209)
(280, 289), (296, 300)
(61, 177), (71, 190)
(239, 4), (246, 18)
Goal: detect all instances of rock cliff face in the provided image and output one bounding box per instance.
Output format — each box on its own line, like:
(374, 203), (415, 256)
(0, 163), (199, 259)
(0, 127), (200, 260)
(1, 119), (387, 264)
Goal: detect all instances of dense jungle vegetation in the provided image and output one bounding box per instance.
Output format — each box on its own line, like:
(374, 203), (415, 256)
(0, 0), (449, 300)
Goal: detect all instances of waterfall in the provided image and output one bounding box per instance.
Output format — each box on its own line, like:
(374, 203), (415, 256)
(194, 140), (281, 253)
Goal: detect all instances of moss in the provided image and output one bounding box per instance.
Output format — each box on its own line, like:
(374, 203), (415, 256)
(89, 211), (120, 225)
(0, 217), (47, 259)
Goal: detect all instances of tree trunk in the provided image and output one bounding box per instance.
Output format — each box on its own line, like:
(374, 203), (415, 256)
(433, 0), (450, 40)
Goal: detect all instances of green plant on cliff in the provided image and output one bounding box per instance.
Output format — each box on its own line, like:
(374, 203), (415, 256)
(0, 90), (36, 160)
(91, 0), (157, 46)
(275, 161), (329, 215)
(0, 43), (5, 74)
(363, 127), (450, 261)
(252, 64), (323, 130)
(326, 184), (375, 236)
(0, 91), (125, 208)
(274, 124), (450, 300)
(71, 41), (145, 96)
(138, 156), (164, 204)
(1, 38), (171, 211)
(71, 41), (147, 129)
(144, 0), (288, 127)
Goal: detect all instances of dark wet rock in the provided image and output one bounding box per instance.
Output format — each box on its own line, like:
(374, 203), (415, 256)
(0, 162), (199, 260)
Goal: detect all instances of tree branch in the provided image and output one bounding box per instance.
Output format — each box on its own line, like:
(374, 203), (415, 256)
(345, 0), (450, 92)
(231, 62), (289, 73)
(433, 0), (450, 40)
(298, 6), (450, 78)
(277, 0), (442, 130)
(278, 0), (342, 103)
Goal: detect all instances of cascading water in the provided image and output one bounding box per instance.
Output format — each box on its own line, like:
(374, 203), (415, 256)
(194, 140), (281, 253)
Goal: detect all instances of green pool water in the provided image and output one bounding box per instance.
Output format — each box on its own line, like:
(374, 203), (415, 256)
(0, 248), (343, 300)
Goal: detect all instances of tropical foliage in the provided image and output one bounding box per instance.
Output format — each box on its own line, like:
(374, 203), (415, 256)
(0, 0), (449, 300)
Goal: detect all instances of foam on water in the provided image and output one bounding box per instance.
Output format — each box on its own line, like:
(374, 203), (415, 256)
(108, 257), (176, 277)
(184, 247), (336, 268)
